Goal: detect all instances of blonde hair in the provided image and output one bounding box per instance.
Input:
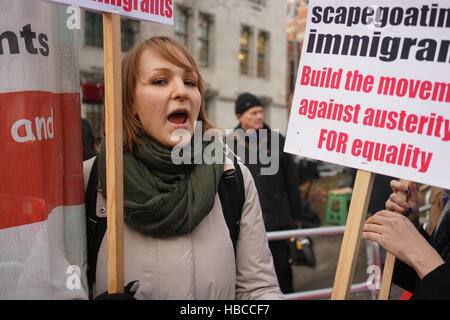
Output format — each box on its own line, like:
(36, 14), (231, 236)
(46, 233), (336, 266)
(121, 36), (214, 151)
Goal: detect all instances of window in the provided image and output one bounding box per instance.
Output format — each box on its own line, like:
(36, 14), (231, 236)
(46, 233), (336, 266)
(289, 60), (295, 93)
(257, 32), (267, 77)
(85, 12), (103, 48)
(239, 27), (250, 74)
(248, 0), (267, 6)
(198, 14), (211, 67)
(85, 12), (137, 51)
(175, 7), (189, 46)
(121, 19), (138, 52)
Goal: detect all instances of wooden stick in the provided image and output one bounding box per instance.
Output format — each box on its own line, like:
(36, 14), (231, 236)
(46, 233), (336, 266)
(378, 253), (396, 299)
(103, 12), (124, 294)
(331, 170), (375, 300)
(378, 179), (409, 300)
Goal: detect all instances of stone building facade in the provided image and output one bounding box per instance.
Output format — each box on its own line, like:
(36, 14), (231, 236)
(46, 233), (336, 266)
(286, 0), (308, 110)
(79, 0), (289, 139)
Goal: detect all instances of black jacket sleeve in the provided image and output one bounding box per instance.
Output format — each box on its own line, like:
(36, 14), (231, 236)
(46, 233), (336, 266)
(392, 227), (431, 292)
(411, 262), (450, 300)
(392, 255), (420, 293)
(393, 226), (450, 299)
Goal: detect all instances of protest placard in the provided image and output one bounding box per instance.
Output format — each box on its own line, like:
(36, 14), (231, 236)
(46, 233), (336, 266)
(42, 0), (174, 24)
(285, 0), (450, 190)
(285, 0), (450, 299)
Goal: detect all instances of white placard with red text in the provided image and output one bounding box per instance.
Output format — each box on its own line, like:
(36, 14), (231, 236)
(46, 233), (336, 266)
(285, 0), (450, 189)
(42, 0), (173, 24)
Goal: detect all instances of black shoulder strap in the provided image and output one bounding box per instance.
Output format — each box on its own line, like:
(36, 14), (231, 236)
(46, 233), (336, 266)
(85, 156), (106, 299)
(218, 154), (246, 256)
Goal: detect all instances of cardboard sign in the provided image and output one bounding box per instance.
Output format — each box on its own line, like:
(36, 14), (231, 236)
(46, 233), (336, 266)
(285, 0), (450, 189)
(42, 0), (173, 24)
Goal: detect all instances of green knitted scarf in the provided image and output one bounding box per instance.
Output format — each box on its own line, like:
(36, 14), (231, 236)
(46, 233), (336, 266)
(98, 135), (224, 237)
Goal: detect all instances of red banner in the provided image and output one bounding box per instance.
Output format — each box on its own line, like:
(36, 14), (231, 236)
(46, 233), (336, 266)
(0, 0), (87, 299)
(0, 91), (84, 229)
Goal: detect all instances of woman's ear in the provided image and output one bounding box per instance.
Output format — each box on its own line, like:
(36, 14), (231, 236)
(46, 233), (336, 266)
(131, 105), (138, 117)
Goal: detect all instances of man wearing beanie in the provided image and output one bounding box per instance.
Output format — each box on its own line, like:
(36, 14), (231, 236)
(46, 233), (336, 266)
(227, 92), (305, 294)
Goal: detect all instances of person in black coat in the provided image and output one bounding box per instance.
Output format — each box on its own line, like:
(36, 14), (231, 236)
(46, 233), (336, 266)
(227, 92), (303, 293)
(362, 180), (450, 299)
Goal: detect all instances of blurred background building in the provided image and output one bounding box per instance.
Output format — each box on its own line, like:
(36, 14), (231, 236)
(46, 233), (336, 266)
(286, 0), (308, 110)
(79, 0), (292, 140)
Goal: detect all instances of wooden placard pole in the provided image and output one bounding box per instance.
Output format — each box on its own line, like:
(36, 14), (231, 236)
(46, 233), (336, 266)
(103, 12), (124, 294)
(378, 252), (395, 299)
(331, 169), (374, 300)
(378, 179), (409, 300)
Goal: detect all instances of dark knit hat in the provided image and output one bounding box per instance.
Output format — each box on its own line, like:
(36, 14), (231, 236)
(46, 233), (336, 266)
(235, 92), (263, 115)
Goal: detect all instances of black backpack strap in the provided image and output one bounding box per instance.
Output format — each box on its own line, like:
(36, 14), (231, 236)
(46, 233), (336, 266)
(85, 156), (107, 299)
(218, 154), (245, 256)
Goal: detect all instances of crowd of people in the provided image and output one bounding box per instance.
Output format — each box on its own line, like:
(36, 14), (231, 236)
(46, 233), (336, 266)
(81, 36), (449, 300)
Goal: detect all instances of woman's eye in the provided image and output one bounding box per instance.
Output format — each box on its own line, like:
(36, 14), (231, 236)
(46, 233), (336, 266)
(184, 80), (197, 87)
(152, 79), (167, 85)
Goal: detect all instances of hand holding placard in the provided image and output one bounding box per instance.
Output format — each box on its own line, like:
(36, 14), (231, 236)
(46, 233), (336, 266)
(378, 179), (408, 300)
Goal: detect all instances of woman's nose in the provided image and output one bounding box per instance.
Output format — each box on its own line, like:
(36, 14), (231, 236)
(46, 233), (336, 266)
(171, 78), (188, 100)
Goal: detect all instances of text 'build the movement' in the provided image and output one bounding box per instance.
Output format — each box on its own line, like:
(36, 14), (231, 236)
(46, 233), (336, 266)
(297, 64), (449, 174)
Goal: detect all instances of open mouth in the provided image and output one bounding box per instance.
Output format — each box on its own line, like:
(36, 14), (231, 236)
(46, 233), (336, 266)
(168, 109), (189, 125)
